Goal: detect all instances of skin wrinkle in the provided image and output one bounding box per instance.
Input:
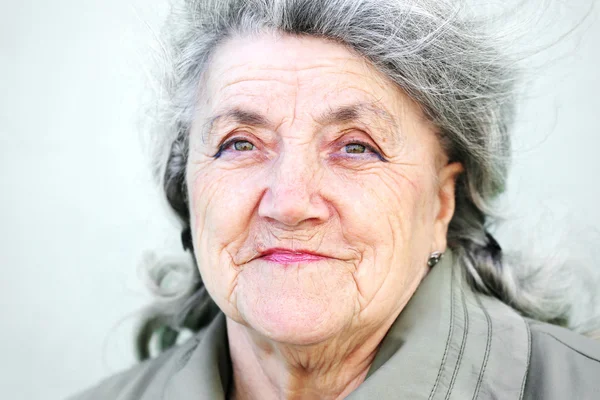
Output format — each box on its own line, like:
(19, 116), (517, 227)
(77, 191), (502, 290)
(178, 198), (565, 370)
(291, 71), (300, 132)
(358, 233), (396, 310)
(204, 46), (404, 143)
(186, 33), (461, 400)
(216, 58), (360, 78)
(204, 97), (402, 158)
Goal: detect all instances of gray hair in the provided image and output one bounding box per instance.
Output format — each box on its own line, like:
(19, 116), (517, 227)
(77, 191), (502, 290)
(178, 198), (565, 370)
(137, 0), (599, 358)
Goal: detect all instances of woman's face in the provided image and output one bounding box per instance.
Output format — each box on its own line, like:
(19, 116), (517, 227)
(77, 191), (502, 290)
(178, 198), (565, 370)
(186, 33), (461, 345)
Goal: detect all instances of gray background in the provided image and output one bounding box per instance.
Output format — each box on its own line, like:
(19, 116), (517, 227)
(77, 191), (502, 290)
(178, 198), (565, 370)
(1, 0), (598, 399)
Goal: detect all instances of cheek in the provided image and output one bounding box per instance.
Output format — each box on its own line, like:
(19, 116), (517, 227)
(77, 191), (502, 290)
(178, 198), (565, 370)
(187, 162), (264, 242)
(325, 167), (436, 306)
(186, 164), (265, 313)
(330, 166), (429, 244)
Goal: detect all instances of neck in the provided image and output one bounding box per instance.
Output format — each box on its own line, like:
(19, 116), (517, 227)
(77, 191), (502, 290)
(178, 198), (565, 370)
(226, 316), (396, 400)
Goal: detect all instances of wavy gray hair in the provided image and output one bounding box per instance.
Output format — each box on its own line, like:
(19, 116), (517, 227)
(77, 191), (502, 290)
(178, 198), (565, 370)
(137, 0), (599, 358)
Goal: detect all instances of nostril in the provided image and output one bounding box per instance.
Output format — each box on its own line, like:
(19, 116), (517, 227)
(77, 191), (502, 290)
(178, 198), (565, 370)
(257, 183), (330, 227)
(258, 187), (309, 226)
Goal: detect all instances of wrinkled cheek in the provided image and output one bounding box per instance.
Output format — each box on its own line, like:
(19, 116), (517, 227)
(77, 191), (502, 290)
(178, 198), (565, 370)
(384, 170), (433, 228)
(395, 177), (439, 276)
(410, 177), (437, 232)
(187, 171), (219, 246)
(189, 170), (262, 245)
(186, 168), (263, 313)
(185, 175), (234, 314)
(354, 171), (428, 273)
(357, 175), (434, 314)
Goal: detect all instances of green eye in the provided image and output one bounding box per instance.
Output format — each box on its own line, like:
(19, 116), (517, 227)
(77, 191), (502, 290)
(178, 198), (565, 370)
(233, 140), (254, 151)
(344, 143), (367, 154)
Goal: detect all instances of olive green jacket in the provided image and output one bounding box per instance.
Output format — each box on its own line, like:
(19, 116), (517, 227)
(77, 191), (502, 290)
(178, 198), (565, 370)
(71, 253), (600, 399)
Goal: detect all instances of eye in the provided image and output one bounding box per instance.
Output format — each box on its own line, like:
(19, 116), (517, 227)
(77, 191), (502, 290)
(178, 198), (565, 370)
(338, 140), (386, 161)
(344, 143), (367, 154)
(233, 140), (254, 151)
(213, 137), (257, 158)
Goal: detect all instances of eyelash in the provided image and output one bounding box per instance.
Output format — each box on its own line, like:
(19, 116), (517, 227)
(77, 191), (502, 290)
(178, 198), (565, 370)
(338, 139), (386, 161)
(213, 136), (386, 161)
(213, 137), (250, 158)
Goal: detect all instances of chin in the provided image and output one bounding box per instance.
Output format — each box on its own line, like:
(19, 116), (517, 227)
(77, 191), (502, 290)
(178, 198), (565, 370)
(234, 263), (355, 345)
(239, 297), (350, 345)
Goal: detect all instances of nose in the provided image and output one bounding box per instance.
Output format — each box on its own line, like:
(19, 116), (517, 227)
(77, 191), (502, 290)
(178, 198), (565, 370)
(257, 151), (330, 227)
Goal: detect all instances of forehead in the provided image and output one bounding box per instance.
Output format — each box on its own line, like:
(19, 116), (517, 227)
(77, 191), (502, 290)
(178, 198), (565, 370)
(208, 33), (373, 76)
(199, 33), (426, 136)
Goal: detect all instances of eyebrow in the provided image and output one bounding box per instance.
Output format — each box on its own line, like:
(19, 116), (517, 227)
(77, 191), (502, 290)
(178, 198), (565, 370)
(204, 102), (399, 142)
(203, 109), (269, 142)
(318, 103), (395, 125)
(210, 108), (269, 128)
(317, 102), (398, 133)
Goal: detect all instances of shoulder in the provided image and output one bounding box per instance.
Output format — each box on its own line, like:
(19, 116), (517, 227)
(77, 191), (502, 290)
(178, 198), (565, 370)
(523, 319), (600, 400)
(68, 336), (201, 400)
(68, 312), (230, 400)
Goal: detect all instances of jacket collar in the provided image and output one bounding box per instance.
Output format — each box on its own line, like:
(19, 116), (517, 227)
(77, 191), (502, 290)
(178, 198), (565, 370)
(165, 312), (231, 399)
(166, 251), (531, 399)
(350, 251), (531, 399)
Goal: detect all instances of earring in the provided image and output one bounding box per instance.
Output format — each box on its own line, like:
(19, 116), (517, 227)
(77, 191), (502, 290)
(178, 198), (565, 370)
(181, 227), (193, 252)
(427, 251), (444, 268)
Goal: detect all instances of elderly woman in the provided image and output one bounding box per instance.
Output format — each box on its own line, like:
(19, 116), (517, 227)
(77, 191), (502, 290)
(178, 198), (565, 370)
(73, 0), (600, 399)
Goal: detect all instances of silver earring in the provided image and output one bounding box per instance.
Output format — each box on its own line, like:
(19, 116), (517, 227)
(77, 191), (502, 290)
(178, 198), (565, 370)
(427, 251), (444, 268)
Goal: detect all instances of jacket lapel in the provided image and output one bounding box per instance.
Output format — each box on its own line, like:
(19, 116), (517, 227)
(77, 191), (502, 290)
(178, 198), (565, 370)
(350, 252), (531, 400)
(165, 313), (231, 399)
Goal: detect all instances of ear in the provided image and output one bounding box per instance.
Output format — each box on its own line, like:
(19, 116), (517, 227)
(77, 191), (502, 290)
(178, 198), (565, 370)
(432, 162), (463, 253)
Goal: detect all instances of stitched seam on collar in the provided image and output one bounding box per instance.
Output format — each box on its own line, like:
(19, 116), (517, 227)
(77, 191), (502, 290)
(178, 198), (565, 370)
(471, 293), (492, 400)
(445, 288), (470, 400)
(519, 320), (532, 400)
(428, 268), (456, 400)
(536, 331), (600, 363)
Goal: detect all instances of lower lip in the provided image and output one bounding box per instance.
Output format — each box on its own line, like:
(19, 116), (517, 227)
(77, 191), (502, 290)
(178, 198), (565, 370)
(261, 252), (328, 264)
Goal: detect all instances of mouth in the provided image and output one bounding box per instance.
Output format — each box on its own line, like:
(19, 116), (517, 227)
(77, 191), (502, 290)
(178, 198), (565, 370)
(256, 248), (331, 264)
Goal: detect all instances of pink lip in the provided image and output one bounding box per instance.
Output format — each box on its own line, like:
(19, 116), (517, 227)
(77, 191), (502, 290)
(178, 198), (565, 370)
(259, 249), (329, 264)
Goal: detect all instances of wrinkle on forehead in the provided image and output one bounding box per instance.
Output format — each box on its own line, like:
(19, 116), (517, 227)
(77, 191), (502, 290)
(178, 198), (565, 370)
(196, 33), (431, 149)
(204, 33), (379, 92)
